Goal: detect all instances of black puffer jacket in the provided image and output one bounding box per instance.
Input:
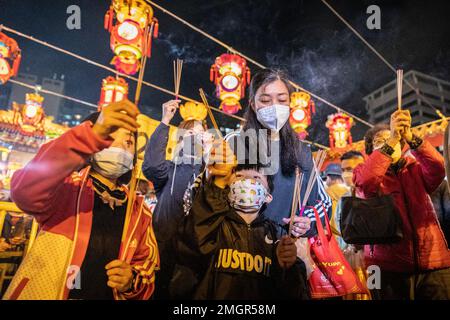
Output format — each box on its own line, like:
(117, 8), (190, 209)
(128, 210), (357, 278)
(189, 181), (310, 300)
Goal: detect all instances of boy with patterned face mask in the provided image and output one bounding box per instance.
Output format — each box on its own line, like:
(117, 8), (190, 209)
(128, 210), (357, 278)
(186, 161), (310, 300)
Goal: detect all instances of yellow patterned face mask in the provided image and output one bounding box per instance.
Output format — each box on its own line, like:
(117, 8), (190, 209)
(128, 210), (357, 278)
(227, 178), (268, 213)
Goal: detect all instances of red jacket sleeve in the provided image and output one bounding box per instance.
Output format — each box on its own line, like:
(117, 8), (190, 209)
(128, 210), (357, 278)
(411, 140), (445, 194)
(10, 121), (112, 220)
(353, 150), (392, 197)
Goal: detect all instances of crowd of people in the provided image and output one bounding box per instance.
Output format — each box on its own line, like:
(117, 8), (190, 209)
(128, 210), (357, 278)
(1, 69), (449, 300)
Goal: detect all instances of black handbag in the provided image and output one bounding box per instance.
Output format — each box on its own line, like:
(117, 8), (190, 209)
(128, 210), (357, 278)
(340, 191), (403, 245)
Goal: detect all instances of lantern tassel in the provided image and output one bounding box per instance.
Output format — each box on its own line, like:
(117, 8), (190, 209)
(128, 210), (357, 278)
(210, 67), (215, 82)
(145, 24), (152, 58)
(153, 19), (159, 39)
(104, 7), (113, 31)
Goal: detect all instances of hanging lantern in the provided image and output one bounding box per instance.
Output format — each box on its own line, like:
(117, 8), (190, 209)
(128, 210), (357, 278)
(0, 32), (21, 84)
(12, 92), (45, 134)
(180, 101), (207, 121)
(98, 76), (129, 110)
(210, 53), (250, 115)
(326, 113), (354, 149)
(289, 91), (315, 139)
(105, 0), (159, 75)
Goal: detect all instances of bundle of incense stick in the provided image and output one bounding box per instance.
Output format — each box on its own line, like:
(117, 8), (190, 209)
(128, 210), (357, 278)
(199, 88), (223, 139)
(300, 150), (327, 215)
(173, 58), (183, 99)
(397, 69), (403, 110)
(288, 168), (303, 236)
(288, 150), (327, 236)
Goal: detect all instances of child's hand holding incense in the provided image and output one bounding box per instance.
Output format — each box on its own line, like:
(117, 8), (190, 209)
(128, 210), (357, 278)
(276, 236), (297, 269)
(208, 139), (237, 188)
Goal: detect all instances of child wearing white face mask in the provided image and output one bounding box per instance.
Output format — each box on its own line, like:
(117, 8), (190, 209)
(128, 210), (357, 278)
(186, 161), (310, 300)
(4, 100), (159, 300)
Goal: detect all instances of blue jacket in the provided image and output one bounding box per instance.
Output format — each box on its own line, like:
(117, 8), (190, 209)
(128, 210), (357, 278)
(265, 141), (332, 238)
(142, 123), (203, 242)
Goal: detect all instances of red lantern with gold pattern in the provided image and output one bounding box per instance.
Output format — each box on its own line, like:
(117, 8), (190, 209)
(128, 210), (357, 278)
(289, 91), (315, 139)
(105, 0), (159, 75)
(98, 76), (129, 111)
(210, 53), (250, 115)
(12, 93), (46, 135)
(0, 32), (21, 84)
(326, 113), (354, 149)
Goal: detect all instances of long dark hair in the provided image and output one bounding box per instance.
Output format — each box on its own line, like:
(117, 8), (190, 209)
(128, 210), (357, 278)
(242, 68), (299, 176)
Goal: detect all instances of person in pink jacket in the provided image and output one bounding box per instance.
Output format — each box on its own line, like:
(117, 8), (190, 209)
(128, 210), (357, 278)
(2, 100), (159, 300)
(354, 110), (450, 300)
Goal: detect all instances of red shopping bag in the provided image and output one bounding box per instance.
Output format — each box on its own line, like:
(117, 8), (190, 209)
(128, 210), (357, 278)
(308, 204), (368, 299)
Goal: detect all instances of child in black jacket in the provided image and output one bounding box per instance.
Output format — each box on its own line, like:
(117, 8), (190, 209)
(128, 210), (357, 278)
(189, 162), (310, 300)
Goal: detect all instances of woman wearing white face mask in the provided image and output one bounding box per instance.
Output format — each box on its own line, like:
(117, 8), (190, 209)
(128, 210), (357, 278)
(354, 110), (450, 300)
(3, 100), (159, 300)
(216, 69), (332, 239)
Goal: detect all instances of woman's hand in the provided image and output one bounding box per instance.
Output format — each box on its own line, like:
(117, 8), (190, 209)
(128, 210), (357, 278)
(105, 260), (134, 293)
(161, 99), (180, 125)
(282, 216), (311, 238)
(398, 110), (413, 142)
(389, 110), (412, 146)
(92, 99), (140, 140)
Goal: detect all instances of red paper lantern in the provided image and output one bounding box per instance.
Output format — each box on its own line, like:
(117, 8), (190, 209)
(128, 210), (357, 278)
(105, 0), (159, 75)
(210, 53), (250, 115)
(326, 113), (354, 149)
(0, 32), (21, 84)
(12, 93), (45, 135)
(289, 91), (315, 139)
(98, 76), (129, 111)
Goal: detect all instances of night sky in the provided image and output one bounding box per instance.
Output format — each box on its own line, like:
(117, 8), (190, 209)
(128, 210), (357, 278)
(1, 0), (450, 146)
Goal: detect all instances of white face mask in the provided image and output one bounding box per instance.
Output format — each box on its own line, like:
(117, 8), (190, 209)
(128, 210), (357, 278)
(92, 147), (134, 179)
(256, 104), (290, 132)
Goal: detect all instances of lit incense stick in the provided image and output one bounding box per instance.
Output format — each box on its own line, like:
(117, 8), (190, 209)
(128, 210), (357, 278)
(199, 88), (223, 139)
(397, 69), (403, 110)
(173, 58), (183, 100)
